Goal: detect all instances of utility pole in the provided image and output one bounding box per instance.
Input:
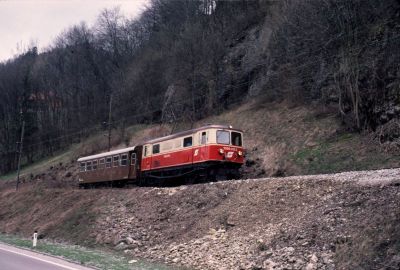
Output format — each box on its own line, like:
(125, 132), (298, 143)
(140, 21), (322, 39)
(108, 94), (113, 152)
(16, 111), (25, 191)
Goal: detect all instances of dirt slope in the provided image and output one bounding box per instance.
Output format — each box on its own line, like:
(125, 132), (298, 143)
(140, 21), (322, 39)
(1, 168), (399, 270)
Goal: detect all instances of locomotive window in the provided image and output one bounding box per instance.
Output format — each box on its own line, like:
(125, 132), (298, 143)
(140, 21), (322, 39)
(120, 154), (128, 166)
(217, 130), (230, 144)
(153, 144), (160, 154)
(113, 155), (119, 167)
(201, 132), (207, 144)
(99, 158), (105, 169)
(143, 146), (148, 157)
(231, 132), (242, 146)
(92, 160), (98, 170)
(106, 157), (112, 168)
(80, 162), (86, 172)
(183, 136), (192, 147)
(86, 161), (92, 171)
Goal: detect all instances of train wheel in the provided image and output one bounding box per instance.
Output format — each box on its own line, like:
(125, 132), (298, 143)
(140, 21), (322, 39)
(78, 183), (86, 189)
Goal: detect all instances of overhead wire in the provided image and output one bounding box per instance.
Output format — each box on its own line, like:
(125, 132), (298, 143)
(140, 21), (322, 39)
(1, 91), (211, 154)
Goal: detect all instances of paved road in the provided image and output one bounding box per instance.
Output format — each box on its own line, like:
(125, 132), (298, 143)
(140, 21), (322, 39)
(0, 243), (95, 270)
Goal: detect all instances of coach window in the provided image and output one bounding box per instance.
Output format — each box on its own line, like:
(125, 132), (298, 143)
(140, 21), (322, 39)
(201, 132), (207, 144)
(231, 132), (242, 146)
(153, 144), (160, 154)
(99, 158), (105, 169)
(131, 153), (137, 165)
(144, 145), (149, 157)
(217, 130), (230, 145)
(92, 160), (98, 170)
(106, 157), (112, 168)
(113, 155), (119, 167)
(80, 162), (86, 172)
(183, 136), (192, 147)
(86, 161), (92, 171)
(121, 154), (128, 166)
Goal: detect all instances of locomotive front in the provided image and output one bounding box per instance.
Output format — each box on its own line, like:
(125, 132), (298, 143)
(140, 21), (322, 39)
(199, 125), (245, 179)
(209, 127), (244, 163)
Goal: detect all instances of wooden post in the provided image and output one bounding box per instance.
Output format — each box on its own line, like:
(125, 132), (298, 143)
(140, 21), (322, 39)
(33, 231), (38, 247)
(108, 94), (113, 152)
(15, 113), (25, 191)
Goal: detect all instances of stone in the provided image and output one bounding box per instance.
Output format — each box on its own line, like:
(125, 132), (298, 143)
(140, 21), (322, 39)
(286, 247), (295, 253)
(293, 258), (305, 269)
(305, 254), (318, 270)
(310, 254), (318, 263)
(114, 242), (128, 250)
(125, 237), (134, 244)
(263, 259), (276, 270)
(321, 252), (333, 264)
(305, 262), (317, 270)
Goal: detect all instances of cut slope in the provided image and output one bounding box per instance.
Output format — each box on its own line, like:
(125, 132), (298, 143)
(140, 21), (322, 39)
(0, 169), (399, 269)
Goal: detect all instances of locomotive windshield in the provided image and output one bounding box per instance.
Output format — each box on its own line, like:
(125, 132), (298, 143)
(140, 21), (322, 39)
(217, 130), (230, 144)
(231, 132), (242, 146)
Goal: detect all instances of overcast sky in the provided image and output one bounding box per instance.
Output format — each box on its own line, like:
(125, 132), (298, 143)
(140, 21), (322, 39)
(0, 0), (149, 63)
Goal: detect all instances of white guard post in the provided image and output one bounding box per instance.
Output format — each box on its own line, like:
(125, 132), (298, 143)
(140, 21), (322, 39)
(33, 232), (38, 247)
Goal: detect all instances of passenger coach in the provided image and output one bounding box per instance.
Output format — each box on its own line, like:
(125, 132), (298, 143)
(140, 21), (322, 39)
(77, 125), (244, 187)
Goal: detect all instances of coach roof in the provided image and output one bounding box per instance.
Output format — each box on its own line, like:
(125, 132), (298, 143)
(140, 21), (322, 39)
(77, 146), (136, 162)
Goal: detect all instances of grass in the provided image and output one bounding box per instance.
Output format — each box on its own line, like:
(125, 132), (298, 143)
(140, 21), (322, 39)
(0, 144), (79, 181)
(334, 209), (400, 269)
(293, 133), (400, 174)
(0, 233), (179, 270)
(55, 206), (97, 247)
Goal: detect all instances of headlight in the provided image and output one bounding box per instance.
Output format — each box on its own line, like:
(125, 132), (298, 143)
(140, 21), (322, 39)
(218, 148), (224, 155)
(238, 151), (243, 156)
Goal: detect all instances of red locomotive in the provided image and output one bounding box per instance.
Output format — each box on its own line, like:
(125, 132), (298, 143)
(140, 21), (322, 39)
(77, 125), (244, 187)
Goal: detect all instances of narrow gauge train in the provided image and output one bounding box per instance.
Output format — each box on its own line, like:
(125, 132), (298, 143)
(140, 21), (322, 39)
(77, 125), (244, 187)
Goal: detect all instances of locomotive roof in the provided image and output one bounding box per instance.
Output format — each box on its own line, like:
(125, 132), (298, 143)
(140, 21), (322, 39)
(77, 146), (136, 162)
(143, 124), (243, 144)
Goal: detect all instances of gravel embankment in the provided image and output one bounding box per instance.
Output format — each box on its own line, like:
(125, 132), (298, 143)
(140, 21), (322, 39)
(1, 168), (399, 270)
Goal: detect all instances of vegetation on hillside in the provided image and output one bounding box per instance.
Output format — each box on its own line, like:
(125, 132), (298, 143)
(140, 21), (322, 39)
(1, 0), (400, 175)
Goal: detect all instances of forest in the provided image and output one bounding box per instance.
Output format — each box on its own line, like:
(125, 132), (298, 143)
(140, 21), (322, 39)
(1, 0), (400, 174)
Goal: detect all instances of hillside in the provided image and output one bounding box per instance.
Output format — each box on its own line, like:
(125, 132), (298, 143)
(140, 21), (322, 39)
(3, 99), (400, 188)
(1, 100), (400, 269)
